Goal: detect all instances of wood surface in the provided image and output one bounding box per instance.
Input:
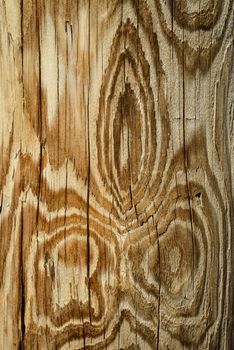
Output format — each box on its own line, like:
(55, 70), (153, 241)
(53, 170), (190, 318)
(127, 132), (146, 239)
(0, 0), (233, 349)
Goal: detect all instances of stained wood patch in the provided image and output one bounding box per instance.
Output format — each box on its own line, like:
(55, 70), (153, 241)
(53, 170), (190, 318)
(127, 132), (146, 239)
(0, 0), (233, 349)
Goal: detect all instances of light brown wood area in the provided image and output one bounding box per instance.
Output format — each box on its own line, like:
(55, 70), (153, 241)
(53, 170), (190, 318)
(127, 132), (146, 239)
(0, 1), (233, 349)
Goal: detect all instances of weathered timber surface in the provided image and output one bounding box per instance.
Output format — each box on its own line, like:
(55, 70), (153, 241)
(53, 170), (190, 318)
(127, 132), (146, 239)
(0, 0), (233, 349)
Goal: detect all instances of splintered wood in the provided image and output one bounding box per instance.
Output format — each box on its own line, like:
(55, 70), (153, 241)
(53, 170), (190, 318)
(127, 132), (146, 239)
(0, 1), (233, 349)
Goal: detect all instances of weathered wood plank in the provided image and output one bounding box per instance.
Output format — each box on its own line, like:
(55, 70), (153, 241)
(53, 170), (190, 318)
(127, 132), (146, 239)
(0, 0), (233, 349)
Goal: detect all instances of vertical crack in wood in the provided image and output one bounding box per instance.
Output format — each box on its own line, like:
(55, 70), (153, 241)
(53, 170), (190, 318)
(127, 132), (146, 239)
(86, 0), (92, 340)
(36, 0), (42, 141)
(20, 0), (25, 348)
(20, 205), (25, 350)
(156, 225), (161, 350)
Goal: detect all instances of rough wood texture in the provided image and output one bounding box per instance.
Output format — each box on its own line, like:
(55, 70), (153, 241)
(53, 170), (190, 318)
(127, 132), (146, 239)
(0, 1), (233, 349)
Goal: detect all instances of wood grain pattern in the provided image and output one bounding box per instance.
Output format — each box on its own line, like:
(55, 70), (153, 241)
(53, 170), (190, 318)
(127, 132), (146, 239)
(0, 0), (233, 349)
(155, 0), (233, 71)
